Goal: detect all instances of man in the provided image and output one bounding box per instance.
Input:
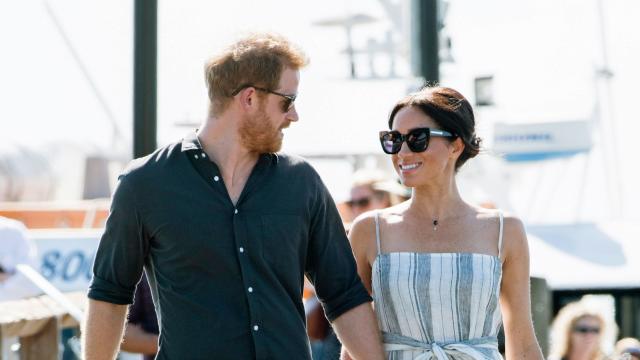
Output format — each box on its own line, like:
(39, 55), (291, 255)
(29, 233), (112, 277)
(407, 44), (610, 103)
(83, 33), (384, 359)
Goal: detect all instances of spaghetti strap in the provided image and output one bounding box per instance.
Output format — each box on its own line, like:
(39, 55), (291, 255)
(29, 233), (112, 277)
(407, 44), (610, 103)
(498, 211), (504, 260)
(374, 212), (381, 255)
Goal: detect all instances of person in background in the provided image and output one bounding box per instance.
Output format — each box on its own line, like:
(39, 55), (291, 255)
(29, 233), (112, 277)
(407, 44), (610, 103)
(0, 216), (40, 360)
(120, 275), (159, 359)
(549, 296), (618, 360)
(615, 338), (640, 360)
(0, 216), (39, 301)
(347, 169), (409, 220)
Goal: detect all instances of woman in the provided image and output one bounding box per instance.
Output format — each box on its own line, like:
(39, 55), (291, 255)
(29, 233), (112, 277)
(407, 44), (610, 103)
(347, 87), (543, 359)
(549, 296), (618, 360)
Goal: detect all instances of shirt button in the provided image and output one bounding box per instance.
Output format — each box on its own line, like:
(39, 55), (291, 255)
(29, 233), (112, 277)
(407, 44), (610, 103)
(201, 152), (206, 158)
(248, 287), (253, 293)
(234, 209), (238, 214)
(194, 154), (199, 159)
(213, 176), (219, 182)
(239, 247), (244, 253)
(253, 325), (259, 331)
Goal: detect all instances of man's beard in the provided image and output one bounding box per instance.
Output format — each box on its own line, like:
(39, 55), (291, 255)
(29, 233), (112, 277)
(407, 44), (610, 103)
(238, 110), (284, 154)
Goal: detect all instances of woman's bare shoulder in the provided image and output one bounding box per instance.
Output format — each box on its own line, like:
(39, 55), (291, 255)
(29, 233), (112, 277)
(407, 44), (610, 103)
(349, 204), (407, 250)
(349, 211), (378, 249)
(472, 207), (523, 227)
(378, 201), (410, 220)
(491, 211), (528, 260)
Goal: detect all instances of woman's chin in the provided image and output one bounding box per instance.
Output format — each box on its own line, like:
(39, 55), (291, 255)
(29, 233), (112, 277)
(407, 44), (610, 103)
(399, 177), (419, 189)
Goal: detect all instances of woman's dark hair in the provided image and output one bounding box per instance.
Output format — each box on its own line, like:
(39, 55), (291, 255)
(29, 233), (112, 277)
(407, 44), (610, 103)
(388, 86), (482, 171)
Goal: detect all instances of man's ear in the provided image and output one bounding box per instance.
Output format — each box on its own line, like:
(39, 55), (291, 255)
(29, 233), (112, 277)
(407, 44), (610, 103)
(238, 87), (258, 111)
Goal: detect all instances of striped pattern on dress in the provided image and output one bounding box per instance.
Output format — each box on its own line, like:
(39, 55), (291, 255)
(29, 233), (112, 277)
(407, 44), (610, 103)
(371, 213), (504, 359)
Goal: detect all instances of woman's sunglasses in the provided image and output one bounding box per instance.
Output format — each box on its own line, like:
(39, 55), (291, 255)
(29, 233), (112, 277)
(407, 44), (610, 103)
(379, 127), (455, 154)
(232, 85), (297, 113)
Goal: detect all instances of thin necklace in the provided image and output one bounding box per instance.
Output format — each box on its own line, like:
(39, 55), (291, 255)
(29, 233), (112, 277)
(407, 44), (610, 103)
(431, 211), (475, 232)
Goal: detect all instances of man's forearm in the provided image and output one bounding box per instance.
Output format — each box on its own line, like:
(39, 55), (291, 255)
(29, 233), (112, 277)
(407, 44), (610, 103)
(332, 302), (384, 360)
(82, 299), (128, 360)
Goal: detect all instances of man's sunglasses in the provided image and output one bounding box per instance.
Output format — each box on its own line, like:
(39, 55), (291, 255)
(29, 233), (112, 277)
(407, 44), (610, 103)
(232, 85), (297, 112)
(573, 325), (601, 334)
(379, 127), (455, 154)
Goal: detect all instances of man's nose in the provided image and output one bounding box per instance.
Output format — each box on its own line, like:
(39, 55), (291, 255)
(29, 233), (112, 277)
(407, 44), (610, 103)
(287, 106), (299, 122)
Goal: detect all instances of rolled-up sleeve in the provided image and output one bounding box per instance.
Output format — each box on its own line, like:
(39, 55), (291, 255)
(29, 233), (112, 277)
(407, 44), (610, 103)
(88, 175), (147, 305)
(306, 173), (372, 322)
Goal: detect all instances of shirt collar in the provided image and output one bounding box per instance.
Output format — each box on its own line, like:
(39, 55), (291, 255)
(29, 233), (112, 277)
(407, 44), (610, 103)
(181, 130), (279, 165)
(181, 131), (201, 152)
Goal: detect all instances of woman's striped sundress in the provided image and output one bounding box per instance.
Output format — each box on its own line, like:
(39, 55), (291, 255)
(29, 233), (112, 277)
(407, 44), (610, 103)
(371, 212), (505, 360)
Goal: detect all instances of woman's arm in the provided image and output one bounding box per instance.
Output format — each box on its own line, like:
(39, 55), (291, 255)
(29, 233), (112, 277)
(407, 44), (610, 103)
(500, 215), (545, 359)
(348, 214), (378, 295)
(121, 323), (159, 354)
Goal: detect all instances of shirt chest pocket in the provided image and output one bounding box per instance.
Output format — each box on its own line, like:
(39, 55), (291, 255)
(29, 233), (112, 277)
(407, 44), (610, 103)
(261, 214), (307, 271)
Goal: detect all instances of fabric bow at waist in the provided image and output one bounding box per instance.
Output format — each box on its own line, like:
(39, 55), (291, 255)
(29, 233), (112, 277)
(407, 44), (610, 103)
(382, 331), (499, 360)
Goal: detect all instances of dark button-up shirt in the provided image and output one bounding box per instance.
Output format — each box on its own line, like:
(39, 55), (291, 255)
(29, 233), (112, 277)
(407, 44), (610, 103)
(88, 133), (371, 359)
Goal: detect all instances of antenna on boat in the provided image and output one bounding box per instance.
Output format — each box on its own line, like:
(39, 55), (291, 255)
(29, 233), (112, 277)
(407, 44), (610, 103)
(42, 1), (127, 154)
(593, 0), (623, 219)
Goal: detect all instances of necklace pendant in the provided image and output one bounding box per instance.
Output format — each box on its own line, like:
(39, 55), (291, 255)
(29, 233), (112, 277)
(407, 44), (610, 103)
(433, 219), (438, 231)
